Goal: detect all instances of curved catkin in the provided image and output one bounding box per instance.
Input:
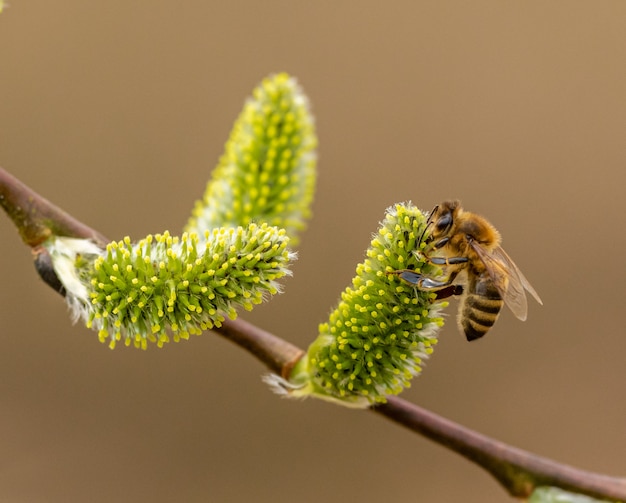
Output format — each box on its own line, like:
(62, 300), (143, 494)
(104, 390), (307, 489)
(265, 203), (448, 408)
(186, 73), (317, 246)
(47, 224), (293, 349)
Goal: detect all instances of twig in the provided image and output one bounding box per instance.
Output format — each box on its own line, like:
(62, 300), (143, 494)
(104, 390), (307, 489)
(0, 167), (108, 247)
(374, 397), (626, 500)
(217, 318), (304, 379)
(2, 166), (625, 501)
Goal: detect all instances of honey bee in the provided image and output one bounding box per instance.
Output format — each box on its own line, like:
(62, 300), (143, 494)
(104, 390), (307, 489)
(395, 201), (542, 341)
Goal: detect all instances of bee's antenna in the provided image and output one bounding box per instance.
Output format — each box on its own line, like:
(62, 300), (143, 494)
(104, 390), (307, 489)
(418, 222), (431, 246)
(418, 205), (438, 245)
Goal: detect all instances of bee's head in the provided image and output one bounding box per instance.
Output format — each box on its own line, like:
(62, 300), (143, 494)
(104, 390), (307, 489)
(423, 200), (460, 244)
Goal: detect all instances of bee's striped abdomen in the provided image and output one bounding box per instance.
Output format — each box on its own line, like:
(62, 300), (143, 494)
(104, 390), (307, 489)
(459, 273), (503, 341)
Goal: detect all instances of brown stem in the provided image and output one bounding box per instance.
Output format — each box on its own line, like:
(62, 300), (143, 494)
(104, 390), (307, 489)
(374, 397), (626, 500)
(0, 167), (108, 247)
(2, 166), (625, 501)
(215, 318), (304, 379)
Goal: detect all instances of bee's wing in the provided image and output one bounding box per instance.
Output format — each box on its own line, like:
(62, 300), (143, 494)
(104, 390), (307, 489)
(493, 245), (543, 306)
(470, 243), (541, 321)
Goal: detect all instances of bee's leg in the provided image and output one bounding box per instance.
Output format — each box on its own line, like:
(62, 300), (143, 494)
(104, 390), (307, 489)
(391, 270), (463, 299)
(427, 256), (469, 267)
(418, 277), (464, 299)
(418, 239), (468, 267)
(433, 284), (464, 299)
(432, 237), (449, 250)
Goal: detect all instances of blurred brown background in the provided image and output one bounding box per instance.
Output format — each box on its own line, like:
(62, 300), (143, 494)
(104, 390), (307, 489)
(1, 2), (625, 502)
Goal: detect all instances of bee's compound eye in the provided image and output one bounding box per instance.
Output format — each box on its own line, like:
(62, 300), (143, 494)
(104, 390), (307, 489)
(436, 212), (452, 232)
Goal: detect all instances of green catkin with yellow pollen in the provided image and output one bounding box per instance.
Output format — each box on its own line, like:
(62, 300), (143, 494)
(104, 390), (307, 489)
(48, 224), (292, 349)
(186, 73), (317, 246)
(266, 203), (448, 408)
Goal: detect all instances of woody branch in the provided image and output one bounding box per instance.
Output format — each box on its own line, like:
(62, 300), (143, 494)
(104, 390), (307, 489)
(1, 165), (624, 501)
